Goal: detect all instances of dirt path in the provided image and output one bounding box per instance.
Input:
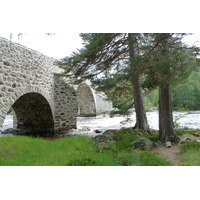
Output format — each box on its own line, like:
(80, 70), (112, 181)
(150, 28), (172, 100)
(151, 143), (180, 165)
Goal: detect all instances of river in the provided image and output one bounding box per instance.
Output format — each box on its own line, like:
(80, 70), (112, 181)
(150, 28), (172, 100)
(1, 111), (200, 137)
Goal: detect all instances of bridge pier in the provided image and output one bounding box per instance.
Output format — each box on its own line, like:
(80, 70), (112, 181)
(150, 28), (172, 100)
(54, 75), (78, 133)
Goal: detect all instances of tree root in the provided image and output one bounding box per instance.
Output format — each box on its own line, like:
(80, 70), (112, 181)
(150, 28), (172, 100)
(131, 126), (154, 136)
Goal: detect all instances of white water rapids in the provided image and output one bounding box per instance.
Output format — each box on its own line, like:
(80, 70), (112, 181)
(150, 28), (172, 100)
(1, 111), (200, 137)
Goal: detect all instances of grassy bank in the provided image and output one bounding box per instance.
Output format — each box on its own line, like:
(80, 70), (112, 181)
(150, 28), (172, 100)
(0, 136), (117, 166)
(0, 132), (169, 166)
(0, 128), (200, 166)
(179, 141), (200, 165)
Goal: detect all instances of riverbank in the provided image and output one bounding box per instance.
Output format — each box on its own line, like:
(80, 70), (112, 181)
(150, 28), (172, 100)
(0, 128), (200, 166)
(2, 110), (200, 137)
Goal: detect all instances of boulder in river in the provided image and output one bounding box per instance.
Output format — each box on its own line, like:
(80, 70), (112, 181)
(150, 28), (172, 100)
(95, 130), (102, 133)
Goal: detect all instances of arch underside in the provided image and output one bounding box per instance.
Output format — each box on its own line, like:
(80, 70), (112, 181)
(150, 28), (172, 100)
(10, 92), (54, 136)
(76, 84), (96, 117)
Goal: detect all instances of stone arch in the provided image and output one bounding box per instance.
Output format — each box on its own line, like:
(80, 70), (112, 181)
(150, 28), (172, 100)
(12, 92), (54, 136)
(76, 83), (97, 117)
(2, 86), (54, 117)
(0, 86), (54, 136)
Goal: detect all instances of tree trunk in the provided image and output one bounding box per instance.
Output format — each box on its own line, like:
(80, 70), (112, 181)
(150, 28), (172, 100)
(159, 83), (177, 142)
(132, 77), (149, 130)
(158, 34), (179, 143)
(128, 33), (149, 130)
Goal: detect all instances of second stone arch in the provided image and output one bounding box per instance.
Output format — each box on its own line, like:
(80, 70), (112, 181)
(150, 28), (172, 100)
(76, 81), (113, 117)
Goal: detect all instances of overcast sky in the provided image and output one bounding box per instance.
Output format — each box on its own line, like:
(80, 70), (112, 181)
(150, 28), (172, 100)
(0, 33), (83, 59)
(0, 33), (200, 59)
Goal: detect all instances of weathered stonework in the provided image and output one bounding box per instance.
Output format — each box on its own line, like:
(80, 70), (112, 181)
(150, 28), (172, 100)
(76, 82), (113, 117)
(54, 75), (78, 132)
(76, 83), (96, 116)
(0, 36), (113, 135)
(95, 92), (113, 115)
(0, 37), (77, 134)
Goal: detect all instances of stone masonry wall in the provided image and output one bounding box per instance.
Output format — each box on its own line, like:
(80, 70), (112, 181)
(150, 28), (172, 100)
(54, 76), (78, 132)
(0, 37), (77, 134)
(0, 36), (113, 134)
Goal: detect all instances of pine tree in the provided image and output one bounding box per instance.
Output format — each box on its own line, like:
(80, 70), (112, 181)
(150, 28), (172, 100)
(60, 33), (149, 131)
(59, 33), (199, 142)
(128, 33), (148, 129)
(144, 33), (198, 145)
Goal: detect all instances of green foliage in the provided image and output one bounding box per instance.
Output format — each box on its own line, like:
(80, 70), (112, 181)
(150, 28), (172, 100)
(173, 114), (182, 128)
(143, 34), (198, 89)
(99, 78), (134, 114)
(172, 71), (200, 110)
(142, 71), (200, 111)
(7, 107), (14, 114)
(144, 89), (159, 111)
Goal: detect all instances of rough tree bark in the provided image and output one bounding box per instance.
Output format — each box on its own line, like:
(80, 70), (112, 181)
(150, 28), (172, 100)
(128, 33), (149, 130)
(159, 83), (176, 142)
(158, 34), (179, 144)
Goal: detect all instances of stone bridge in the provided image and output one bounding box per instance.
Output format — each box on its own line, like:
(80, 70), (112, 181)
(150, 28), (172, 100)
(0, 37), (112, 135)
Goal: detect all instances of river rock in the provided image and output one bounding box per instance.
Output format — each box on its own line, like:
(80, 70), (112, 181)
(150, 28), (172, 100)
(131, 137), (153, 151)
(95, 129), (118, 142)
(165, 141), (172, 148)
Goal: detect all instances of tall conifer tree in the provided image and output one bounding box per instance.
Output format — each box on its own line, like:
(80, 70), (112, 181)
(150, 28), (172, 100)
(144, 33), (198, 145)
(60, 33), (149, 130)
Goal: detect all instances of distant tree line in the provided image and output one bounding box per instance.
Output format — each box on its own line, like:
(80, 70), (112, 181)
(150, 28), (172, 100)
(143, 71), (200, 111)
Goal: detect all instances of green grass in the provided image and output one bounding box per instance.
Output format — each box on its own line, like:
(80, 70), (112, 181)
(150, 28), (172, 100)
(115, 151), (171, 166)
(0, 133), (170, 166)
(0, 136), (118, 166)
(99, 128), (170, 166)
(179, 141), (200, 166)
(105, 128), (159, 152)
(174, 129), (200, 166)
